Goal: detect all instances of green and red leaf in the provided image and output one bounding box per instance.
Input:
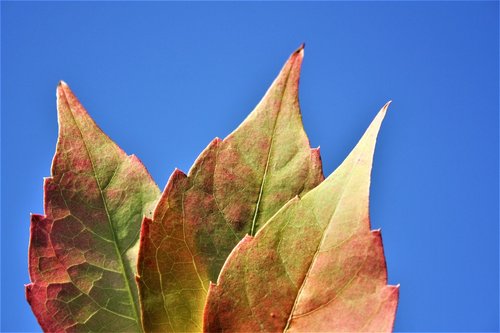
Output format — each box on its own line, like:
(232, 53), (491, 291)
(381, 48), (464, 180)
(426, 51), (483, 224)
(26, 82), (160, 332)
(27, 47), (399, 333)
(136, 46), (324, 332)
(203, 103), (399, 332)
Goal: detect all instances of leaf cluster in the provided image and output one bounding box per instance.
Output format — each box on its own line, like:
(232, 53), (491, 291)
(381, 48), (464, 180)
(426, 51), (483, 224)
(27, 46), (398, 332)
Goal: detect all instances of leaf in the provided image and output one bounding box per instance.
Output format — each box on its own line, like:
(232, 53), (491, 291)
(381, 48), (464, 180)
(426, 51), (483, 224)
(26, 82), (160, 332)
(203, 103), (399, 332)
(136, 46), (324, 332)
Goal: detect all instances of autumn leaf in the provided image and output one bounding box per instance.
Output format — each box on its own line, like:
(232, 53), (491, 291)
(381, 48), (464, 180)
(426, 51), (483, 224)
(136, 45), (324, 332)
(26, 82), (160, 332)
(203, 103), (399, 332)
(27, 47), (398, 333)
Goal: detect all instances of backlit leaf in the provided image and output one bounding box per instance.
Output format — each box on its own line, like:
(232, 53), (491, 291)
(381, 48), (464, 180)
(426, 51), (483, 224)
(203, 103), (399, 332)
(26, 82), (160, 332)
(136, 46), (324, 332)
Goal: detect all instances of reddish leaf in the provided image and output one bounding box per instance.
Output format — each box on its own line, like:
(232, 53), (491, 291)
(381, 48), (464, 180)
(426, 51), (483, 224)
(204, 103), (399, 332)
(136, 46), (324, 332)
(26, 82), (160, 332)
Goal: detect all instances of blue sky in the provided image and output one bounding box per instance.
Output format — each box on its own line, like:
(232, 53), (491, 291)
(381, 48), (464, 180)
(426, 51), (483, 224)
(1, 2), (498, 332)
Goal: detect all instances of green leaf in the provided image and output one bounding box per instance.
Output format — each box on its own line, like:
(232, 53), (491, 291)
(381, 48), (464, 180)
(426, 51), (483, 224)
(136, 46), (324, 332)
(203, 103), (399, 332)
(26, 82), (160, 332)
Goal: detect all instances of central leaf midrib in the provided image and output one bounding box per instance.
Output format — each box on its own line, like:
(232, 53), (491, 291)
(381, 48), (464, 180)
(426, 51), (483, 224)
(249, 61), (295, 236)
(62, 89), (143, 331)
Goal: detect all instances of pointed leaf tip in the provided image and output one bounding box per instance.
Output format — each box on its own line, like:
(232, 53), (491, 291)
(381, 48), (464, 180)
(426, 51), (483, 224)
(56, 81), (71, 103)
(381, 100), (392, 115)
(57, 81), (71, 99)
(293, 44), (305, 58)
(296, 43), (305, 52)
(369, 101), (391, 131)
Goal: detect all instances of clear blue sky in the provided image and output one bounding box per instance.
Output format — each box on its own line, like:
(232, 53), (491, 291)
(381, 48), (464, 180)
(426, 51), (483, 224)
(1, 2), (498, 332)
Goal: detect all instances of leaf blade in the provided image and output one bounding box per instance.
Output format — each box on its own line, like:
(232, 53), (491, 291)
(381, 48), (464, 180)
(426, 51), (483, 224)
(137, 46), (324, 332)
(27, 82), (160, 332)
(203, 103), (399, 332)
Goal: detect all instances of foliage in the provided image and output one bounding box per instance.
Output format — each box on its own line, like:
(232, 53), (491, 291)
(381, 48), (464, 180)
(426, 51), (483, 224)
(27, 46), (398, 332)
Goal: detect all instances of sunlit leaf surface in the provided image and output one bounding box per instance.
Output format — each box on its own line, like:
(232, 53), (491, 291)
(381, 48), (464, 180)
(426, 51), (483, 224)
(26, 82), (160, 332)
(203, 103), (399, 332)
(136, 46), (324, 332)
